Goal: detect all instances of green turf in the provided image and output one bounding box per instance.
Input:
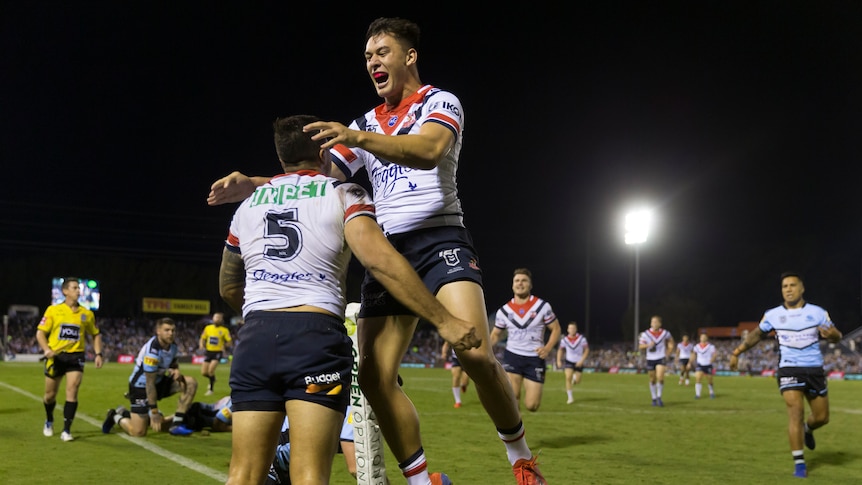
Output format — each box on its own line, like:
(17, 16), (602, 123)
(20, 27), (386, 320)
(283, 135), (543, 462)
(1, 362), (859, 484)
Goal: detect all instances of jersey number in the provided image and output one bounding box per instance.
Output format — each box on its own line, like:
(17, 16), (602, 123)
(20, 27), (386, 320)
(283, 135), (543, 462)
(264, 209), (302, 261)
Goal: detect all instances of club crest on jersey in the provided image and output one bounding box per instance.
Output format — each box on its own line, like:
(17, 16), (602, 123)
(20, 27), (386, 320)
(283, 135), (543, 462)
(403, 112), (416, 127)
(438, 248), (461, 266)
(387, 115), (399, 127)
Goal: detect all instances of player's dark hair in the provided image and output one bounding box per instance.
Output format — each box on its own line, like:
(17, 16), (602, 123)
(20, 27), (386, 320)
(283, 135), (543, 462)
(61, 277), (79, 290)
(780, 271), (804, 284)
(273, 114), (323, 168)
(366, 17), (420, 50)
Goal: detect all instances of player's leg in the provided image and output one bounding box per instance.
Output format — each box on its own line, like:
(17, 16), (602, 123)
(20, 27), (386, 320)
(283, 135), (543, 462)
(227, 410), (283, 485)
(285, 400), (342, 484)
(42, 373), (61, 436)
(564, 367), (574, 391)
(120, 411), (150, 437)
(356, 314), (422, 461)
(807, 394), (830, 430)
(782, 390), (806, 451)
(522, 378), (544, 412)
(60, 370), (83, 438)
(450, 367), (463, 406)
(439, 281), (521, 429)
(573, 370), (583, 385)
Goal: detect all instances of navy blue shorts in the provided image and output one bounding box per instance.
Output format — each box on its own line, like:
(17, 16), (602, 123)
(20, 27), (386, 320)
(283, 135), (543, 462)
(501, 350), (546, 383)
(230, 311), (352, 413)
(695, 364), (713, 374)
(359, 226), (483, 318)
(563, 360), (584, 372)
(777, 366), (827, 397)
(449, 355), (462, 368)
(646, 358), (667, 371)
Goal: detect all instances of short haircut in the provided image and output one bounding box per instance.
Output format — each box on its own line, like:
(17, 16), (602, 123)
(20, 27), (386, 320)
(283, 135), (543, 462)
(366, 17), (420, 50)
(513, 268), (532, 279)
(155, 317), (176, 328)
(61, 277), (79, 290)
(781, 271), (804, 284)
(273, 114), (323, 167)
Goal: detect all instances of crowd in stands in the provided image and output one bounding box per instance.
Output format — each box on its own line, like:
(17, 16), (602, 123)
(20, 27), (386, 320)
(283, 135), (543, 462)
(4, 315), (861, 374)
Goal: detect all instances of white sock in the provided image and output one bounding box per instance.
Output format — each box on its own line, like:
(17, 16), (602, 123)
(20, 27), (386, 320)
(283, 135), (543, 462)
(649, 383), (657, 399)
(695, 383), (702, 397)
(497, 423), (532, 464)
(657, 383), (664, 398)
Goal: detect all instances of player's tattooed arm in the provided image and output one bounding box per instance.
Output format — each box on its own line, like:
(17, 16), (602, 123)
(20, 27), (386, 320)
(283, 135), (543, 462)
(218, 248), (245, 314)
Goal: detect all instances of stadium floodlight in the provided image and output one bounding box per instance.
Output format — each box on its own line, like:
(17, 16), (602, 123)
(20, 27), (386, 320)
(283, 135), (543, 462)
(625, 209), (652, 351)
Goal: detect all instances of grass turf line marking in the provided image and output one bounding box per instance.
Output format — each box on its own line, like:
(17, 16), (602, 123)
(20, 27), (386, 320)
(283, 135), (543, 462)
(0, 380), (228, 483)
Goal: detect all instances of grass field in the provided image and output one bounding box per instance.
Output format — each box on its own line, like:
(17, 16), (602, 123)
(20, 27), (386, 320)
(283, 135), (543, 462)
(1, 362), (860, 484)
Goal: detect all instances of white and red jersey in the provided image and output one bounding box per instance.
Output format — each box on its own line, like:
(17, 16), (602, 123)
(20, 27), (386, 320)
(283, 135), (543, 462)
(677, 341), (693, 359)
(224, 170), (375, 317)
(330, 85), (464, 236)
(693, 342), (717, 366)
(640, 328), (673, 360)
(494, 296), (557, 357)
(559, 333), (589, 363)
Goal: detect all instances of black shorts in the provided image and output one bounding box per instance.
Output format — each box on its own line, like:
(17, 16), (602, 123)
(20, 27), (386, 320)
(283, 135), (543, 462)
(359, 226), (483, 318)
(44, 352), (85, 378)
(679, 358), (690, 367)
(204, 351), (223, 362)
(646, 358), (667, 371)
(695, 364), (713, 374)
(229, 311), (352, 413)
(777, 367), (828, 397)
(449, 355), (462, 368)
(501, 350), (546, 383)
(128, 376), (177, 414)
(563, 361), (584, 372)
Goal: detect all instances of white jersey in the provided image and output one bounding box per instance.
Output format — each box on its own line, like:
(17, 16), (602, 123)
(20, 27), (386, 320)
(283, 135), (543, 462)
(640, 328), (673, 360)
(677, 341), (693, 359)
(330, 85), (465, 236)
(559, 333), (589, 363)
(494, 296), (557, 357)
(692, 342), (716, 366)
(225, 170), (375, 317)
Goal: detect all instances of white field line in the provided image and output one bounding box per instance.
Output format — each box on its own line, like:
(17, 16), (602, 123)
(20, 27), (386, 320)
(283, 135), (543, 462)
(0, 380), (227, 483)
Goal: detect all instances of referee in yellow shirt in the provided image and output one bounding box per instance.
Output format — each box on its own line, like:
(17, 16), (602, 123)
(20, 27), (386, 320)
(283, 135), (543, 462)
(199, 312), (232, 395)
(36, 277), (104, 441)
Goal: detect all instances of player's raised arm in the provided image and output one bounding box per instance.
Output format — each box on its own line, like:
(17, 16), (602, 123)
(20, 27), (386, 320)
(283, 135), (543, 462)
(207, 171), (272, 206)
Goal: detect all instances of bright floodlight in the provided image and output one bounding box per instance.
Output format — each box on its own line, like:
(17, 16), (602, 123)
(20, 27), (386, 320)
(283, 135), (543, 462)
(625, 209), (652, 245)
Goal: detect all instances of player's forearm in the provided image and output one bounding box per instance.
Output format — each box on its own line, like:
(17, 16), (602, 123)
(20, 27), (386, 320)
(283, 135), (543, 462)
(355, 131), (445, 170)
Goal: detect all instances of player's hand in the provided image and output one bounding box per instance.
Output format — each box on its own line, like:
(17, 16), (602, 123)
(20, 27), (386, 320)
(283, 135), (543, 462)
(729, 355), (739, 371)
(303, 120), (359, 149)
(648, 345), (656, 352)
(95, 354), (104, 369)
(207, 171), (255, 206)
(149, 411), (163, 431)
(438, 318), (481, 352)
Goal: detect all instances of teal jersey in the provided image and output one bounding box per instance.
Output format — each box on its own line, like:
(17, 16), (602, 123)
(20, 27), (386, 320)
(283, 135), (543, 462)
(759, 303), (833, 368)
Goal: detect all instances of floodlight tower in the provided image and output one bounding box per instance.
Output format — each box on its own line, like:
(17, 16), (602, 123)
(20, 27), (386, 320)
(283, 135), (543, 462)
(625, 209), (652, 351)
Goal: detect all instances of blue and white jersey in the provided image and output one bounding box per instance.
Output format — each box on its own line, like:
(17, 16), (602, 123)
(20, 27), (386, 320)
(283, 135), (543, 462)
(213, 396), (233, 424)
(759, 303), (833, 368)
(225, 170), (375, 317)
(330, 85), (465, 236)
(692, 342), (717, 366)
(559, 333), (589, 363)
(640, 329), (672, 360)
(128, 336), (178, 389)
(495, 296), (557, 357)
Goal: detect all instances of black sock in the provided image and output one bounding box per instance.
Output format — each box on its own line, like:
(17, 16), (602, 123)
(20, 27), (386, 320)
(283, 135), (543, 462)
(44, 401), (56, 423)
(209, 376), (216, 389)
(63, 401), (78, 432)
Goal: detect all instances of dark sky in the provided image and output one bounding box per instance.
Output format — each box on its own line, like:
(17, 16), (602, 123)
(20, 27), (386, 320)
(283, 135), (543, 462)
(2, 2), (861, 342)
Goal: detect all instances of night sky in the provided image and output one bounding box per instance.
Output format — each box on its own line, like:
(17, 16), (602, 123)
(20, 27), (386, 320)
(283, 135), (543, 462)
(2, 2), (860, 342)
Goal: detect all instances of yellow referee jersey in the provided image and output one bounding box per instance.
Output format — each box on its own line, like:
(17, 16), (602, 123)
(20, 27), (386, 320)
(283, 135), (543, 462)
(201, 324), (232, 352)
(37, 303), (98, 354)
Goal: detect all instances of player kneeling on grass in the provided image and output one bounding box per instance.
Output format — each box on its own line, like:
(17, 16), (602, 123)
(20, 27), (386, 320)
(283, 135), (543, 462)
(102, 317), (198, 437)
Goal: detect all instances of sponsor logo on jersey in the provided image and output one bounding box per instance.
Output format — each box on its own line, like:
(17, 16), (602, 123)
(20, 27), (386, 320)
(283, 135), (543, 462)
(58, 324), (81, 340)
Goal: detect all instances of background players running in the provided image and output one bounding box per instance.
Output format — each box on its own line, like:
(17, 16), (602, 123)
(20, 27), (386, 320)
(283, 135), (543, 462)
(730, 271), (843, 478)
(491, 268), (562, 412)
(441, 341), (471, 408)
(676, 334), (693, 386)
(690, 333), (716, 399)
(198, 311), (232, 395)
(555, 321), (589, 405)
(638, 315), (675, 407)
(36, 276), (104, 441)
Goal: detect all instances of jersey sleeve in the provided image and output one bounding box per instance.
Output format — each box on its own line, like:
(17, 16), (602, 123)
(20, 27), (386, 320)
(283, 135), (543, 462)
(37, 306), (56, 333)
(142, 345), (161, 373)
(84, 310), (99, 336)
(421, 90), (464, 139)
(339, 182), (375, 223)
